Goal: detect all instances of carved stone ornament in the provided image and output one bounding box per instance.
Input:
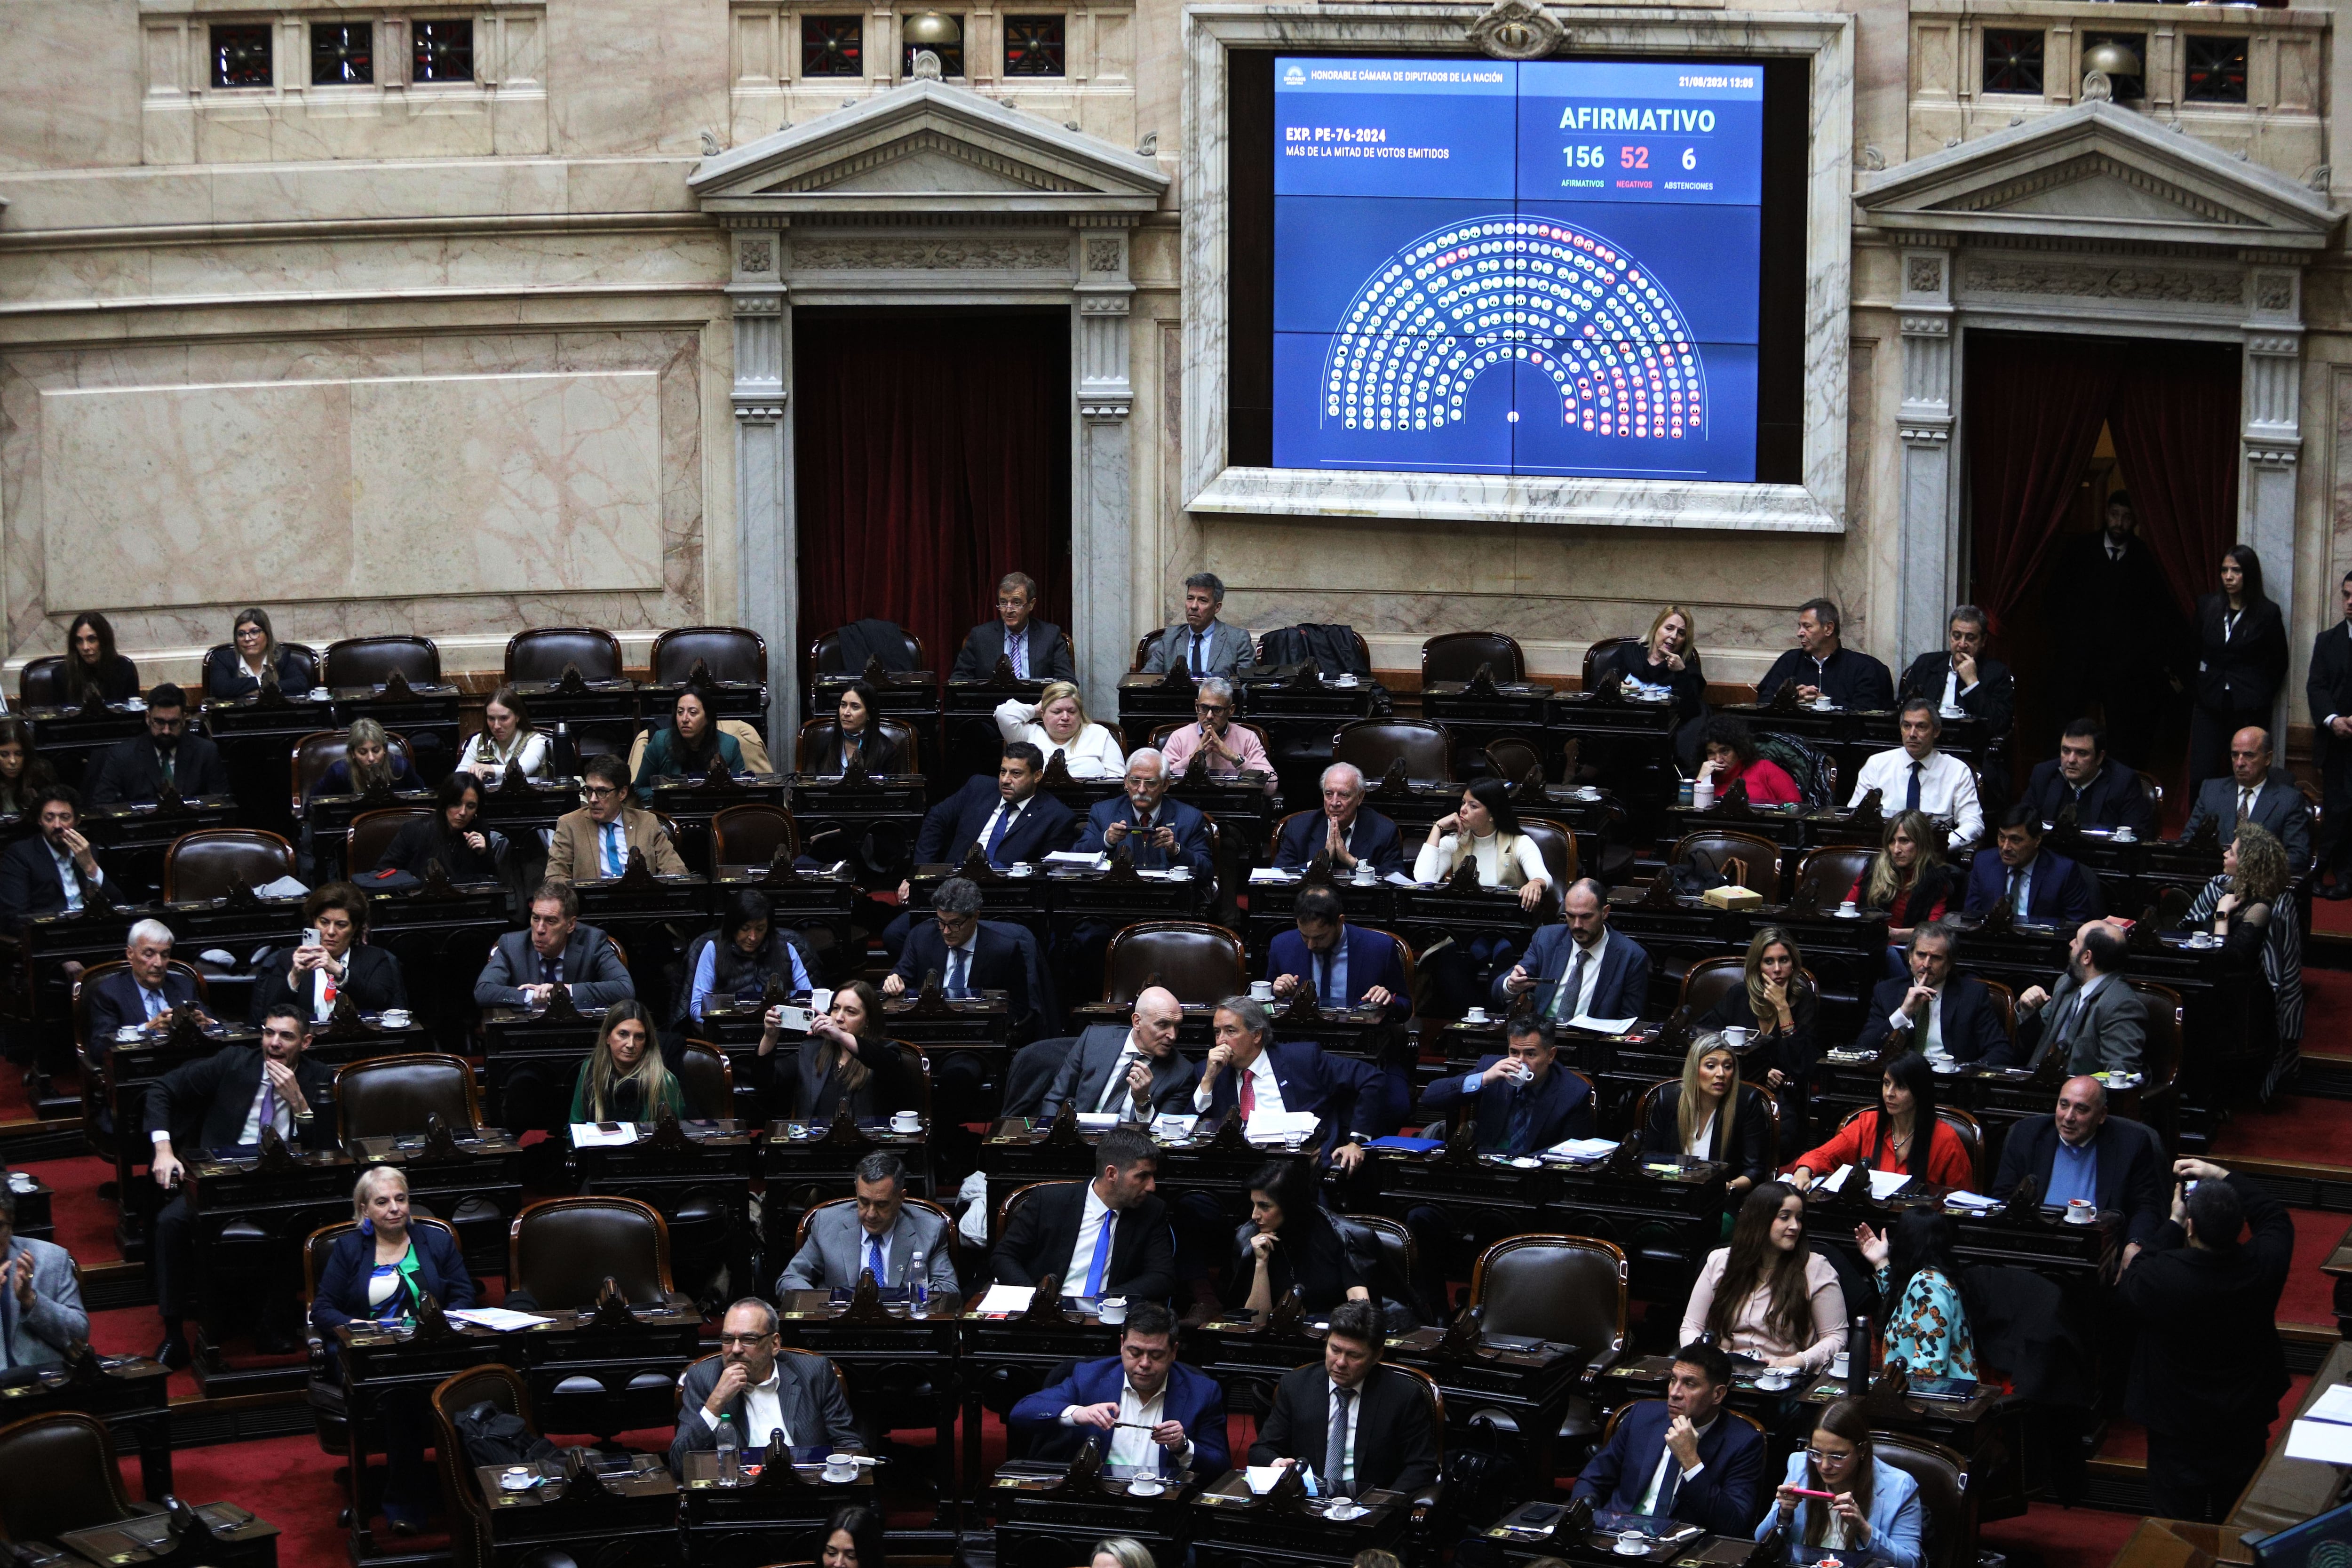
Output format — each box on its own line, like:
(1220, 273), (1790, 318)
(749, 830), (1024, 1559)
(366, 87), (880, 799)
(2081, 70), (2114, 104)
(912, 48), (944, 80)
(1466, 0), (1564, 61)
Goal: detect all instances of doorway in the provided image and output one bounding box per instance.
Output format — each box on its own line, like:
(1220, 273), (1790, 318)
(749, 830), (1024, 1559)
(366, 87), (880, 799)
(793, 307), (1073, 697)
(1962, 329), (2241, 815)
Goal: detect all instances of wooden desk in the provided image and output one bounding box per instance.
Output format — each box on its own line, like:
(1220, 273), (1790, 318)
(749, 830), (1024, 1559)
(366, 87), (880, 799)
(482, 1007), (604, 1131)
(644, 676), (768, 735)
(1547, 693), (1677, 805)
(303, 785), (437, 879)
(775, 1289), (960, 1494)
(332, 682), (462, 769)
(23, 702), (148, 791)
(1424, 679), (1555, 780)
(468, 1455), (680, 1568)
(1115, 669), (1206, 739)
(1477, 1497), (1762, 1568)
(2220, 1339), (2352, 1543)
(1188, 1470), (1409, 1568)
(502, 676), (642, 730)
(81, 796), (242, 897)
(710, 865), (861, 959)
(0, 1355), (174, 1501)
(784, 775), (929, 886)
(993, 1459), (1204, 1568)
(644, 775), (788, 871)
(676, 1446), (874, 1568)
(570, 1119), (756, 1297)
(761, 1122), (930, 1262)
(959, 1298), (1122, 1486)
(54, 1499), (280, 1567)
(977, 1117), (1314, 1230)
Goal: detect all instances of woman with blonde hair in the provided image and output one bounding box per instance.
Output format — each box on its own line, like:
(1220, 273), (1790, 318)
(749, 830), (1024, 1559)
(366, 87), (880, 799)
(1640, 1031), (1772, 1194)
(2183, 821), (2302, 1098)
(569, 1000), (685, 1122)
(310, 717), (413, 800)
(993, 680), (1122, 779)
(1596, 605), (1708, 767)
(1090, 1540), (1155, 1568)
(1697, 925), (1819, 1139)
(1849, 810), (1957, 947)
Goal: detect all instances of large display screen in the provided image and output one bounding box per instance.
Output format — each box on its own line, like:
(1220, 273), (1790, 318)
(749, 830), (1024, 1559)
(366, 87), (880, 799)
(1271, 57), (1766, 482)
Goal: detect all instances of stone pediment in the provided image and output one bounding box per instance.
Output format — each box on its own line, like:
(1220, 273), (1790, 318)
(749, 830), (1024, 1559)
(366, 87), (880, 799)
(1856, 101), (2340, 252)
(690, 80), (1167, 218)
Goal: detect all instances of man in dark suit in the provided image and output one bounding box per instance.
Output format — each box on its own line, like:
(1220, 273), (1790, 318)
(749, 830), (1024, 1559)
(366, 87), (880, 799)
(1267, 884), (1409, 1020)
(951, 572), (1076, 682)
(990, 1127), (1177, 1303)
(1040, 987), (1196, 1121)
(1141, 573), (1256, 679)
(1898, 604), (2014, 737)
(471, 881), (636, 1011)
(1497, 879), (1652, 1022)
(1270, 763), (1406, 876)
(1252, 1299), (1440, 1494)
(1191, 996), (1387, 1169)
(86, 684), (231, 805)
(671, 1298), (859, 1471)
(912, 744), (1075, 869)
(1855, 922), (2012, 1064)
(1571, 1342), (1764, 1534)
(1008, 1302), (1230, 1476)
(146, 1002), (337, 1366)
(1963, 805), (2098, 927)
(248, 881), (406, 1025)
(2023, 719), (2157, 836)
(885, 876), (1039, 1027)
(1075, 748), (1213, 877)
(2308, 570), (2352, 897)
(1417, 1018), (1594, 1154)
(1754, 598), (1895, 711)
(2044, 491), (2185, 770)
(86, 918), (202, 1048)
(2118, 1159), (2291, 1523)
(2181, 726), (2313, 875)
(1994, 1076), (2168, 1251)
(0, 786), (115, 925)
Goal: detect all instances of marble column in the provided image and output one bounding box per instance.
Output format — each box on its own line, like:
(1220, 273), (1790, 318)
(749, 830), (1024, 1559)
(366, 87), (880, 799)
(1897, 247), (1958, 662)
(2241, 267), (2303, 741)
(1073, 220), (1137, 709)
(729, 223), (796, 736)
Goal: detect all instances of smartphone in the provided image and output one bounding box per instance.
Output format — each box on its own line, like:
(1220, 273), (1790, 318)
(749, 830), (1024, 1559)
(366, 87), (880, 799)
(769, 1004), (814, 1033)
(1517, 1504), (1564, 1528)
(303, 926), (322, 948)
(1789, 1487), (1836, 1501)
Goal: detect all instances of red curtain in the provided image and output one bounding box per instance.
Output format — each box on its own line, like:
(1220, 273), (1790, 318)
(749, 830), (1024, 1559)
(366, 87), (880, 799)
(794, 309), (1071, 681)
(1963, 333), (2120, 637)
(2106, 340), (2242, 623)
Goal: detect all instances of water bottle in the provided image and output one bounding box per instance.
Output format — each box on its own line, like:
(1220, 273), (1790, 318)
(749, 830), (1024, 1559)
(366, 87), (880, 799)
(908, 1250), (928, 1311)
(715, 1414), (740, 1482)
(1847, 1315), (1871, 1396)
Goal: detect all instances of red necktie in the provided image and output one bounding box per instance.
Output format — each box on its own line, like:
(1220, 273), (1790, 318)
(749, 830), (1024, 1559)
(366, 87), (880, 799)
(1240, 1072), (1256, 1120)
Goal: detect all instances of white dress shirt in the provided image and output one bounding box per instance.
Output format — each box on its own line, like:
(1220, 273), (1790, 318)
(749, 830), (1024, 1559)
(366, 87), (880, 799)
(1062, 1183), (1115, 1297)
(1889, 989), (1947, 1058)
(1683, 1111), (1717, 1158)
(1095, 1031), (1145, 1115)
(1850, 747), (1984, 850)
(992, 702), (1124, 780)
(1549, 931), (1612, 1020)
(1938, 666), (1976, 717)
(1637, 1412), (1716, 1511)
(1194, 1051), (1285, 1116)
(1065, 1378), (1191, 1469)
(699, 1365), (790, 1446)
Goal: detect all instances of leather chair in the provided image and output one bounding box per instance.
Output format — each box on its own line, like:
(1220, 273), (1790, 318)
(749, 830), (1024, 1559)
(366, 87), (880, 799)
(506, 628), (623, 685)
(291, 728), (417, 810)
(162, 828), (295, 902)
(1332, 1211), (1422, 1322)
(1977, 978), (2018, 1046)
(1629, 1078), (1781, 1169)
(17, 658), (66, 709)
(1100, 920), (1247, 1007)
(1333, 719), (1452, 788)
(993, 1180), (1062, 1249)
(1793, 845), (1875, 908)
(509, 1196), (686, 1309)
(1873, 1430), (1974, 1568)
(674, 1040), (734, 1121)
(349, 807), (432, 876)
(652, 627), (767, 687)
(794, 1193), (960, 1277)
(0, 1411), (164, 1546)
(1461, 1234), (1627, 1457)
(336, 1053), (487, 1144)
(794, 718), (921, 774)
(1581, 636), (1643, 692)
(430, 1362), (535, 1568)
(2136, 771), (2166, 816)
(2130, 980), (2185, 1138)
(1133, 633), (1158, 671)
(1675, 955), (1821, 1030)
(1667, 829), (1783, 903)
(305, 1216), (464, 1456)
(1520, 816), (1580, 888)
(1485, 736), (1544, 784)
(1830, 1103), (1985, 1188)
(72, 958), (206, 1059)
(324, 636), (442, 688)
(1422, 632), (1526, 686)
(709, 803), (802, 874)
(810, 625), (925, 676)
(203, 641), (320, 695)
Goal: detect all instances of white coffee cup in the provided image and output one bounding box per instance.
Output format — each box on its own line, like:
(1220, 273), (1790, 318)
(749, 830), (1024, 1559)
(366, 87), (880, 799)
(1353, 864), (1376, 885)
(824, 1453), (858, 1482)
(1250, 981), (1276, 1002)
(1463, 1007), (1489, 1025)
(381, 1010), (412, 1028)
(2065, 1198), (2096, 1224)
(1723, 1026), (1752, 1048)
(1837, 900), (1859, 916)
(115, 1026), (142, 1042)
(890, 1111), (921, 1133)
(1167, 864), (1190, 881)
(1097, 1297), (1128, 1325)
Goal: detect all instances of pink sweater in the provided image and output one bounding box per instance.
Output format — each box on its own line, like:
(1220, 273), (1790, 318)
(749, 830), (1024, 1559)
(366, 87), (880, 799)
(1677, 1248), (1849, 1374)
(1158, 721), (1276, 794)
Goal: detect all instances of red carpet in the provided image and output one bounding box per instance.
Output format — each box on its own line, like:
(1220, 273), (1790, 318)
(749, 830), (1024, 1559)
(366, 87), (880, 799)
(2311, 898), (2352, 939)
(2213, 1094), (2352, 1167)
(1982, 1501), (2141, 1566)
(2284, 1208), (2346, 1329)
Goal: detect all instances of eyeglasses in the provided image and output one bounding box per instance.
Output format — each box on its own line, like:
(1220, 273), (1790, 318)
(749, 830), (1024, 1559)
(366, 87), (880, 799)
(581, 785), (623, 799)
(1804, 1448), (1855, 1465)
(1194, 703), (1231, 715)
(717, 1333), (775, 1347)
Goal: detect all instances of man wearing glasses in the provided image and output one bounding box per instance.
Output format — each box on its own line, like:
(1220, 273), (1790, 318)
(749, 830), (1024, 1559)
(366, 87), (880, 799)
(1157, 677), (1273, 792)
(547, 754), (685, 882)
(671, 1298), (860, 1471)
(87, 683), (231, 805)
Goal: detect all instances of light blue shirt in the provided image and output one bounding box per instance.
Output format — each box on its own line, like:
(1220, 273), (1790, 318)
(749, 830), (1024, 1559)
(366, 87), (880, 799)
(46, 843), (87, 914)
(2046, 1132), (2100, 1209)
(688, 939), (812, 1023)
(1757, 1454), (1924, 1568)
(2009, 857), (2036, 917)
(600, 822), (625, 878)
(1313, 940), (1350, 1009)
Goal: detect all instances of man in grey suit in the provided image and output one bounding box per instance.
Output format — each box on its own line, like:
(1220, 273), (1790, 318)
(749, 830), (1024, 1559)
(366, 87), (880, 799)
(780, 1152), (959, 1297)
(471, 881), (637, 1011)
(2015, 920), (2146, 1077)
(1039, 986), (1196, 1121)
(2181, 727), (2314, 875)
(0, 1191), (86, 1369)
(672, 1298), (860, 1471)
(1141, 573), (1256, 679)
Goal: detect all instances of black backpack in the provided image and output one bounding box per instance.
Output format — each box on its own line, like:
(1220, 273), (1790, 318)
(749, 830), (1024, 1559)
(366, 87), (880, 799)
(453, 1401), (560, 1469)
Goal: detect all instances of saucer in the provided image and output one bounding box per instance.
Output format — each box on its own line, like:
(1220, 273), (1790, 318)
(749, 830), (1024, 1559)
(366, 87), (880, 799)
(1126, 1479), (1166, 1498)
(1510, 1156), (1541, 1169)
(498, 1467), (536, 1492)
(2062, 1208), (2098, 1225)
(1832, 908), (1862, 920)
(1612, 1540), (1652, 1557)
(1753, 1372), (1796, 1391)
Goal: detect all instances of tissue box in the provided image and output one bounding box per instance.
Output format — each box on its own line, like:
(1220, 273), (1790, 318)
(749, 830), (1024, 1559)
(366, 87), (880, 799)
(1701, 885), (1763, 910)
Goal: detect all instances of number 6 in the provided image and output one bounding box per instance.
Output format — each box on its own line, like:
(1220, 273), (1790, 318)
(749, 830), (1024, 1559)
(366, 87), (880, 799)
(1682, 147), (1697, 170)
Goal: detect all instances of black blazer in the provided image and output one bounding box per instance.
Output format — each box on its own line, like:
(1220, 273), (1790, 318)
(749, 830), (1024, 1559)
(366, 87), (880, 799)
(205, 646), (313, 701)
(1597, 642), (1707, 724)
(1992, 1114), (2168, 1246)
(670, 1351), (861, 1473)
(1225, 1208), (1364, 1314)
(2191, 594), (2288, 717)
(0, 835), (114, 925)
(953, 619), (1076, 683)
(1271, 808), (1408, 876)
(1857, 972), (2013, 1065)
(1250, 1363), (1441, 1494)
(759, 1034), (919, 1124)
(1697, 986), (1820, 1086)
(2046, 533), (2179, 671)
(2023, 756), (2157, 836)
(86, 969), (199, 1049)
(801, 721), (902, 776)
(1899, 651), (2015, 736)
(1642, 1082), (1774, 1186)
(310, 1223), (475, 1331)
(2118, 1173), (2292, 1441)
(87, 733), (231, 805)
(913, 777), (1077, 867)
(1755, 646), (1895, 710)
(374, 815), (507, 883)
(989, 1181), (1177, 1304)
(2310, 621), (2352, 774)
(894, 918), (1041, 1035)
(247, 943), (408, 1026)
(56, 656), (140, 707)
(145, 1044), (336, 1153)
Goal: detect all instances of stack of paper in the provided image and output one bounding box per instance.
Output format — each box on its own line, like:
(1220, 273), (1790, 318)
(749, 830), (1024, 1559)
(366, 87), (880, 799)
(1045, 850), (1107, 870)
(571, 1123), (639, 1147)
(1076, 1112), (1124, 1131)
(1818, 1165), (1911, 1201)
(446, 1307), (555, 1332)
(1249, 868), (1301, 885)
(2285, 1385), (2352, 1464)
(1565, 1014), (1639, 1035)
(974, 1283), (1040, 1313)
(1942, 1190), (2001, 1213)
(1247, 1110), (1321, 1144)
(1544, 1138), (1621, 1163)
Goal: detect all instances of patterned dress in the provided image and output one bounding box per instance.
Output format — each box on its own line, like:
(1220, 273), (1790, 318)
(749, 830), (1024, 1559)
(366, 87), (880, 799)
(1876, 1264), (1976, 1379)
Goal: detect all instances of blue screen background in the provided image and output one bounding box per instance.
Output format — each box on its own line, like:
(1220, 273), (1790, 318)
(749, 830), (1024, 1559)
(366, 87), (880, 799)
(1271, 57), (1765, 481)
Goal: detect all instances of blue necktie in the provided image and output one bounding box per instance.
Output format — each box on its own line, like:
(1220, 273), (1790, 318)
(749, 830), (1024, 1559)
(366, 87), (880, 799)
(865, 1235), (886, 1284)
(1504, 1081), (1537, 1155)
(1084, 1213), (1115, 1297)
(985, 803), (1018, 866)
(602, 823), (622, 876)
(946, 947), (970, 998)
(1906, 761), (1923, 812)
(1010, 634), (1027, 680)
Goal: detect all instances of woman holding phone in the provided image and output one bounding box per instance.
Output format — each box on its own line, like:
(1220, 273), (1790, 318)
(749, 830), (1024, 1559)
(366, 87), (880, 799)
(1756, 1399), (1925, 1568)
